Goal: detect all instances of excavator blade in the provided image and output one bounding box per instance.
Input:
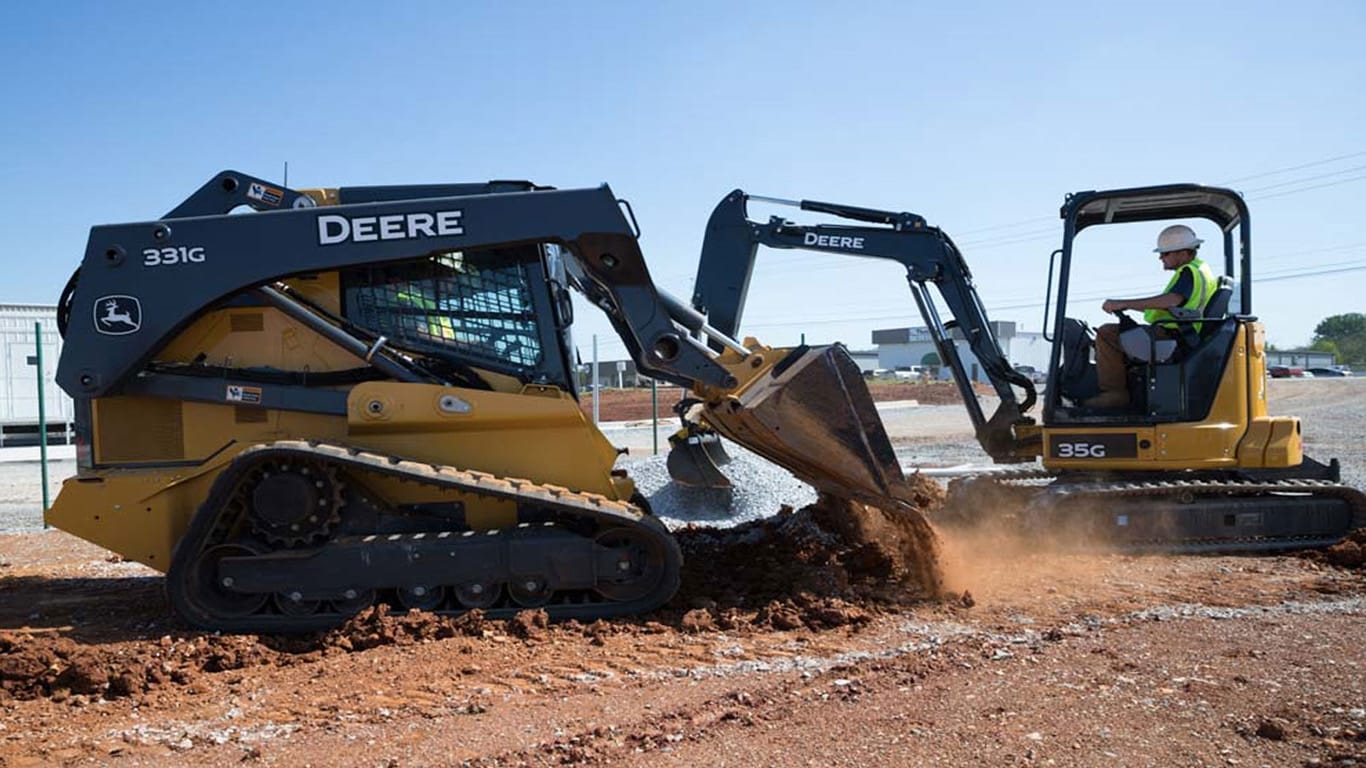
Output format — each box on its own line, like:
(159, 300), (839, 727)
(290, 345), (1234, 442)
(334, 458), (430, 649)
(699, 345), (911, 505)
(666, 428), (733, 488)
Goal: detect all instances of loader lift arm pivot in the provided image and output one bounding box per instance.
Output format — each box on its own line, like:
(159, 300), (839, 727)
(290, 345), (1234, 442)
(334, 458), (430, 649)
(691, 190), (1038, 461)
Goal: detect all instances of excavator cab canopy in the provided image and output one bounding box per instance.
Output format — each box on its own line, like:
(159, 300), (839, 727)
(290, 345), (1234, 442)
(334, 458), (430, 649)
(1059, 183), (1251, 311)
(1044, 184), (1253, 423)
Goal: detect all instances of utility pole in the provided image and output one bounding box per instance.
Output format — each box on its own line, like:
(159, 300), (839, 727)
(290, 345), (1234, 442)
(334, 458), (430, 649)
(591, 335), (600, 424)
(33, 322), (50, 519)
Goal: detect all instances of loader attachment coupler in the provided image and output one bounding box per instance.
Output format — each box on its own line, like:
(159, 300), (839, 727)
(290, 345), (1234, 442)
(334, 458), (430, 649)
(681, 345), (912, 506)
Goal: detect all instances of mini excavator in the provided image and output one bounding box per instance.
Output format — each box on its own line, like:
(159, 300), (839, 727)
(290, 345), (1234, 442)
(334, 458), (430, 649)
(672, 186), (1365, 551)
(47, 171), (927, 633)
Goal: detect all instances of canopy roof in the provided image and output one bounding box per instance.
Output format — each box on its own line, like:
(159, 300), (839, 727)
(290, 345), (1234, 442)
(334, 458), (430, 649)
(1062, 184), (1247, 233)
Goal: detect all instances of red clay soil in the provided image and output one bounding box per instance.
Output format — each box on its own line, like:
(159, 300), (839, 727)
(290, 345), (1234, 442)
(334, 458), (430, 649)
(0, 481), (948, 706)
(2, 490), (1364, 766)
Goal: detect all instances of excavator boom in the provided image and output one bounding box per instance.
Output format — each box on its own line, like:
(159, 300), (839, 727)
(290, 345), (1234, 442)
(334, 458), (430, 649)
(669, 189), (1040, 494)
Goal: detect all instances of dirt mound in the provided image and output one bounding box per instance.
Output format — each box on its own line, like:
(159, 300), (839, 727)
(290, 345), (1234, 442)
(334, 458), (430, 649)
(320, 605), (494, 651)
(0, 631), (284, 703)
(670, 475), (946, 631)
(0, 606), (560, 703)
(1319, 527), (1366, 569)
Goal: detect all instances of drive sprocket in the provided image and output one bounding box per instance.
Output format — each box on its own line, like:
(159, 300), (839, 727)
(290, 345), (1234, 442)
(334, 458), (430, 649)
(245, 458), (344, 547)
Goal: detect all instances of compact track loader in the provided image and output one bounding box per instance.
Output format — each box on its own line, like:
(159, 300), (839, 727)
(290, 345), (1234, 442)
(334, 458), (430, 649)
(47, 171), (924, 633)
(672, 186), (1365, 551)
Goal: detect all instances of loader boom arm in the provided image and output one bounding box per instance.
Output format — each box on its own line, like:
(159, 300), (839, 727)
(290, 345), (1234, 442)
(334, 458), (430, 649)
(59, 171), (747, 399)
(690, 190), (1037, 461)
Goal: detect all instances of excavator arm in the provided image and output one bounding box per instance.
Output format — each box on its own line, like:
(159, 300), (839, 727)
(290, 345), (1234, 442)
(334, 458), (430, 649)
(690, 190), (1039, 462)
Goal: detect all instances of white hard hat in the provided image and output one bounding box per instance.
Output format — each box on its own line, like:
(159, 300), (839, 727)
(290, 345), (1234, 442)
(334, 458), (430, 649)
(1154, 224), (1203, 253)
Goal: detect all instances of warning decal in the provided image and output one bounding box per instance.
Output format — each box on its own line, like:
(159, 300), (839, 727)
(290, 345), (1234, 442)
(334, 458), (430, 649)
(226, 385), (263, 404)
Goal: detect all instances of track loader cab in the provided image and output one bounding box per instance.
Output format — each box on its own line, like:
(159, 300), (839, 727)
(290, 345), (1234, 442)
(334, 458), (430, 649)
(1038, 184), (1303, 472)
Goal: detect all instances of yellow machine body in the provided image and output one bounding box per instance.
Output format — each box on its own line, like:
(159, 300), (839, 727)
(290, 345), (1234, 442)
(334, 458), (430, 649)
(45, 276), (630, 572)
(1042, 320), (1301, 472)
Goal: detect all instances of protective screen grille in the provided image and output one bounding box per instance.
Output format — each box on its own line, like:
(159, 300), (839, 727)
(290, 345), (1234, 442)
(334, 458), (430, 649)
(343, 250), (543, 373)
(94, 397), (184, 463)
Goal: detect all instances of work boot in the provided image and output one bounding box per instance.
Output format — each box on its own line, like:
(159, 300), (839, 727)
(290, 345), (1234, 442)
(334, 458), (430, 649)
(1083, 390), (1129, 409)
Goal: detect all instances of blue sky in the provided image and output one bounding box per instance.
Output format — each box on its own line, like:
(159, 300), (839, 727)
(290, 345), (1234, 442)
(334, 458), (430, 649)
(2, 1), (1362, 363)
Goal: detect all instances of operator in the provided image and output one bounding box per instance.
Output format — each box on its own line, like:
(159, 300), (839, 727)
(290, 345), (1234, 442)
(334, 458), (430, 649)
(1084, 224), (1216, 409)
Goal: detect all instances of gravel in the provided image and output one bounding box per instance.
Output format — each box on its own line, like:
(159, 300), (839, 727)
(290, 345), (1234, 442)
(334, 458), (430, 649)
(0, 459), (72, 534)
(623, 443), (818, 530)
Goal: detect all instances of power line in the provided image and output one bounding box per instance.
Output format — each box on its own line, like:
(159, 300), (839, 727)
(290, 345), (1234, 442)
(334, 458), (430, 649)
(1241, 164), (1366, 194)
(1250, 172), (1366, 201)
(958, 226), (1059, 248)
(1219, 150), (1366, 185)
(952, 214), (1056, 236)
(1256, 264), (1366, 283)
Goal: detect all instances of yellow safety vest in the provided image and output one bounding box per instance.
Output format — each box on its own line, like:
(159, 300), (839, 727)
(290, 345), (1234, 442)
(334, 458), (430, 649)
(1145, 257), (1216, 332)
(396, 289), (457, 340)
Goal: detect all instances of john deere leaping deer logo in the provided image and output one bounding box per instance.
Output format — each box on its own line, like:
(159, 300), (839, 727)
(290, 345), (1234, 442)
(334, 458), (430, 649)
(93, 295), (142, 335)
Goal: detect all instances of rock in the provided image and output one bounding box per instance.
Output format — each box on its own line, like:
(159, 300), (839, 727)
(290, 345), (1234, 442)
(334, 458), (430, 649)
(508, 609), (550, 640)
(1255, 717), (1288, 741)
(680, 609), (716, 634)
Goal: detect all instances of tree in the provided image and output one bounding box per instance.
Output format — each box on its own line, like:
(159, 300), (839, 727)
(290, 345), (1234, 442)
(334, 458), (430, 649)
(1314, 313), (1366, 365)
(1309, 338), (1340, 357)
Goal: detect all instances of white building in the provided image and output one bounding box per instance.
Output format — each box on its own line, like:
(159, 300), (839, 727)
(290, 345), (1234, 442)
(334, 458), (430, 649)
(846, 349), (879, 373)
(0, 304), (73, 445)
(1266, 349), (1335, 368)
(870, 321), (1050, 383)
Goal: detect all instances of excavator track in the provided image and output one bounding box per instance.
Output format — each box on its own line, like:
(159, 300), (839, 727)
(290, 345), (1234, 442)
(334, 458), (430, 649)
(943, 470), (1366, 553)
(167, 441), (682, 633)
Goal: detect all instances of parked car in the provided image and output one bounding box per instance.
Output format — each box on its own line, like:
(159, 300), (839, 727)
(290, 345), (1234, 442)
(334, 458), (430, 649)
(1013, 364), (1048, 384)
(1268, 366), (1304, 378)
(1305, 367), (1349, 377)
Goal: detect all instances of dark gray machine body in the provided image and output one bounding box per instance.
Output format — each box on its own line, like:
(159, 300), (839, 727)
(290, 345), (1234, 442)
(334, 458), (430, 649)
(689, 190), (1038, 461)
(57, 171), (740, 402)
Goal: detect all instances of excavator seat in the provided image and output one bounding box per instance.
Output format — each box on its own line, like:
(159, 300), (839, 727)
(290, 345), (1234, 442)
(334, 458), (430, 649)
(1117, 277), (1234, 364)
(1122, 278), (1239, 420)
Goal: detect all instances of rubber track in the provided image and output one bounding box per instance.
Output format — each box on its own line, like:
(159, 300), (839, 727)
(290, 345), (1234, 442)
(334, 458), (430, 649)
(948, 471), (1366, 553)
(167, 440), (683, 633)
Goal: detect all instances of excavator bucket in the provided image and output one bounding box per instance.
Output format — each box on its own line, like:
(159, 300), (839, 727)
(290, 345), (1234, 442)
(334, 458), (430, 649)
(665, 427), (733, 488)
(687, 345), (912, 505)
